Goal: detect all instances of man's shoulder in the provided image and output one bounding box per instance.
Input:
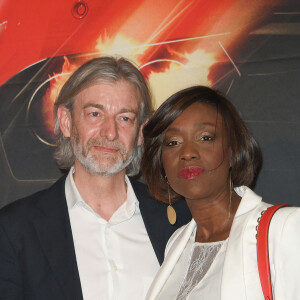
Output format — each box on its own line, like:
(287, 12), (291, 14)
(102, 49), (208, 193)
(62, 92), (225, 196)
(0, 175), (67, 223)
(129, 177), (152, 201)
(129, 177), (166, 208)
(129, 177), (192, 265)
(130, 177), (192, 224)
(129, 177), (148, 193)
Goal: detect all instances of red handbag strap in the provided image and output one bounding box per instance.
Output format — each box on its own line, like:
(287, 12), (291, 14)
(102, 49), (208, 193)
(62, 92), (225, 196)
(256, 204), (289, 300)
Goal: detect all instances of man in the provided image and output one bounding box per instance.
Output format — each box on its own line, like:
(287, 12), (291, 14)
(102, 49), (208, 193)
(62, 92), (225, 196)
(0, 56), (191, 300)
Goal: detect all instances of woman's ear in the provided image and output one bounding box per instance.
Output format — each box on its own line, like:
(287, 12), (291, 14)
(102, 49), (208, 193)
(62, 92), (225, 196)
(57, 106), (72, 138)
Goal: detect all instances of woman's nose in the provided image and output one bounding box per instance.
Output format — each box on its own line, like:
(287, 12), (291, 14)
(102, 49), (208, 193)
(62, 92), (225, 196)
(179, 142), (199, 161)
(99, 117), (118, 140)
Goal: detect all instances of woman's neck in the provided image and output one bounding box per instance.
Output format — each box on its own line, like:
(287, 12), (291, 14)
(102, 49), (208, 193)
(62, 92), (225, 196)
(186, 191), (241, 243)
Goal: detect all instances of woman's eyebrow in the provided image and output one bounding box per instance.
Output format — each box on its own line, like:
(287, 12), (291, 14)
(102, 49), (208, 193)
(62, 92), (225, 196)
(166, 122), (216, 132)
(194, 122), (216, 128)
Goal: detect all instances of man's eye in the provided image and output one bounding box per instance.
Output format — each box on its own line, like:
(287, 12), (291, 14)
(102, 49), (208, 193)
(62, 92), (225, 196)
(122, 117), (130, 122)
(90, 112), (99, 117)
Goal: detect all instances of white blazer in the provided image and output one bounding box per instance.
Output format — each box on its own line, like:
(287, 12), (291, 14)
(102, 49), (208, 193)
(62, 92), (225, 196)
(146, 187), (300, 300)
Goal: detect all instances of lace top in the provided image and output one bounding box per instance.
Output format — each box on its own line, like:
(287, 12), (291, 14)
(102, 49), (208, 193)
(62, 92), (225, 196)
(176, 240), (224, 300)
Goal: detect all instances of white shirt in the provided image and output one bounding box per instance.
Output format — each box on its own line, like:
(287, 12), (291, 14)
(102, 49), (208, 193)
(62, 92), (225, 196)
(175, 240), (225, 300)
(65, 168), (160, 300)
(155, 227), (228, 299)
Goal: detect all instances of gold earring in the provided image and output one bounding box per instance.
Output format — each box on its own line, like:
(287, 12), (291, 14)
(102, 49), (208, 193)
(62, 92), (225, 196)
(165, 177), (177, 225)
(228, 168), (233, 220)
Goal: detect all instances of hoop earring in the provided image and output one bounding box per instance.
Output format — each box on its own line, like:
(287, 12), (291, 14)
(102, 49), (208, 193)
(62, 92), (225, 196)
(228, 168), (233, 220)
(165, 176), (177, 225)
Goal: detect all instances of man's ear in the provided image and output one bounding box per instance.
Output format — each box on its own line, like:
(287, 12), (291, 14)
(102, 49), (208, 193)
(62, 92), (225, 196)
(137, 118), (149, 146)
(57, 106), (72, 138)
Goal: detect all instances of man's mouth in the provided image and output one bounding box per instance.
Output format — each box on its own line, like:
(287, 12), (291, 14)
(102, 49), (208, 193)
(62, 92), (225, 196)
(93, 145), (119, 153)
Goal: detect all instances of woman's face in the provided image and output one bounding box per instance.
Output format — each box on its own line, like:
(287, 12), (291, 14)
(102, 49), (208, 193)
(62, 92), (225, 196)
(161, 102), (232, 201)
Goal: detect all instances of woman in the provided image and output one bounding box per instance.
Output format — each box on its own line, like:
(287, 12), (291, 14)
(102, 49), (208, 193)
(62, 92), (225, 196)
(141, 86), (300, 299)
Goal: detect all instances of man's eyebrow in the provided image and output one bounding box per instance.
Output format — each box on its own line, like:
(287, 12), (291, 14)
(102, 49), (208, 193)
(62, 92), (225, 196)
(119, 108), (138, 115)
(82, 104), (138, 115)
(83, 103), (104, 110)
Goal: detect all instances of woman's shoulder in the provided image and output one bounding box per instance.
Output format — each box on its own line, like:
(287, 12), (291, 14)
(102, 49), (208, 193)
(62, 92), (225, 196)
(268, 205), (300, 287)
(270, 205), (300, 230)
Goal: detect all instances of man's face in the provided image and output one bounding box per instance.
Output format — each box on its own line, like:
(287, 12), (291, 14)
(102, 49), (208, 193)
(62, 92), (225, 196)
(58, 80), (144, 176)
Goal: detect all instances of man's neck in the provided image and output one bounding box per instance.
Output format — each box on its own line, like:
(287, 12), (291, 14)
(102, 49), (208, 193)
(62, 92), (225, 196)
(72, 164), (128, 221)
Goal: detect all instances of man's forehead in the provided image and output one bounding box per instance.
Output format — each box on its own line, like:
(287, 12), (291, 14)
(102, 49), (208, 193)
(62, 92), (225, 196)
(74, 80), (142, 111)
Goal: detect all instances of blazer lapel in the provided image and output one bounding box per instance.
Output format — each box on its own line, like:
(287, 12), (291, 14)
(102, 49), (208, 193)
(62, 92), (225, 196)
(32, 176), (83, 300)
(146, 220), (196, 300)
(221, 212), (249, 299)
(130, 178), (169, 264)
(221, 187), (264, 300)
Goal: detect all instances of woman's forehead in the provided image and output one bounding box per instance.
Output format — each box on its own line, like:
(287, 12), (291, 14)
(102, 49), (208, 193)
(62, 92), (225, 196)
(169, 102), (222, 126)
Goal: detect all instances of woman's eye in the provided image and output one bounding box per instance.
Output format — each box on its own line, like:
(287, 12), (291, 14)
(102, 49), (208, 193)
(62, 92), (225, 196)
(200, 135), (214, 142)
(166, 140), (180, 146)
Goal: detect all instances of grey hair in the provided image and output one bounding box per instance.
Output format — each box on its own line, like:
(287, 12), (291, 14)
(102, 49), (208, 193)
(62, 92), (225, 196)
(54, 56), (153, 176)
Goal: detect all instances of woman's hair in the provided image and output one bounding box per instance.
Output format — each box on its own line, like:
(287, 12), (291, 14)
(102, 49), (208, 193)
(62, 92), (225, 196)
(141, 85), (262, 203)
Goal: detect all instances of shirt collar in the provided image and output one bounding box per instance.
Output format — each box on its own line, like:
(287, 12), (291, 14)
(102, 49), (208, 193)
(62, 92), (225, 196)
(233, 186), (263, 218)
(65, 166), (139, 223)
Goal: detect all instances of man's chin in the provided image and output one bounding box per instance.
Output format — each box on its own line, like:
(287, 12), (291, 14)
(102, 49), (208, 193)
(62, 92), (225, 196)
(79, 158), (128, 177)
(74, 148), (133, 177)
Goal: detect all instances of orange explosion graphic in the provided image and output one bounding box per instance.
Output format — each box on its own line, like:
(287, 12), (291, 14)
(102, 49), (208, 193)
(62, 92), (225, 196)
(41, 57), (77, 136)
(39, 0), (279, 141)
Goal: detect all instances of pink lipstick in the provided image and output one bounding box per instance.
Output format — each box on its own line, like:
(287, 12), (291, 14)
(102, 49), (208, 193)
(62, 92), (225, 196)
(179, 166), (204, 179)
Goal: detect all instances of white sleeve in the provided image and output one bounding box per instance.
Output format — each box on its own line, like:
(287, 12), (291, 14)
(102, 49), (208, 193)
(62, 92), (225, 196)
(270, 207), (300, 299)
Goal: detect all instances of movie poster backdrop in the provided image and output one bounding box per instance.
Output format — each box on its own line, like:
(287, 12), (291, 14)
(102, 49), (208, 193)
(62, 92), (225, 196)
(0, 0), (299, 207)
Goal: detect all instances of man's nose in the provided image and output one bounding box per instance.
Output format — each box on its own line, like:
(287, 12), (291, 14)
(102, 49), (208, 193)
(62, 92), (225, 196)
(99, 117), (118, 140)
(180, 142), (199, 161)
